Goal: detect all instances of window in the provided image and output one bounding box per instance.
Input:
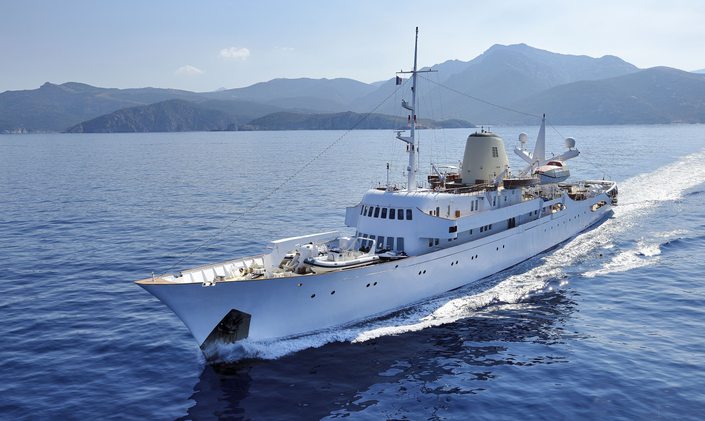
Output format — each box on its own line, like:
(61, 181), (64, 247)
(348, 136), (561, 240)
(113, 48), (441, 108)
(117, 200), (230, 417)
(435, 238), (440, 246)
(381, 208), (387, 219)
(389, 208), (395, 220)
(428, 238), (433, 247)
(377, 236), (385, 249)
(360, 206), (365, 215)
(492, 146), (499, 158)
(374, 207), (380, 218)
(386, 237), (393, 249)
(396, 237), (405, 252)
(406, 209), (413, 220)
(436, 207), (440, 217)
(398, 209), (404, 220)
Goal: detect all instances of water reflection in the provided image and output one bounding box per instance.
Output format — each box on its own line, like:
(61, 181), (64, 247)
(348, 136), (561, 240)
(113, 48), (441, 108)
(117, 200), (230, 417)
(182, 288), (577, 420)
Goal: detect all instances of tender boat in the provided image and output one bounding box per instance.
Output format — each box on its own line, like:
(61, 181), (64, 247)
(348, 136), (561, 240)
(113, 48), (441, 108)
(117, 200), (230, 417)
(136, 28), (618, 352)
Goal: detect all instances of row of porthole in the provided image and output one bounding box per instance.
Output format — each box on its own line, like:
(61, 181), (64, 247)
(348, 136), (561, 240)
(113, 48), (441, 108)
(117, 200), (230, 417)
(307, 281), (379, 299)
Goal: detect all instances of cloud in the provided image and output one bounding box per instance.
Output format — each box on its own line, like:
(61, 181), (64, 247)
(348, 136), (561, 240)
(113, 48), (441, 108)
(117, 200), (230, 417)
(219, 47), (250, 60)
(174, 65), (204, 76)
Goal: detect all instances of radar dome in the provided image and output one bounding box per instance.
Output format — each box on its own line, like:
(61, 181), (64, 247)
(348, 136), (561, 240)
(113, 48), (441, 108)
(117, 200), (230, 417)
(565, 137), (576, 149)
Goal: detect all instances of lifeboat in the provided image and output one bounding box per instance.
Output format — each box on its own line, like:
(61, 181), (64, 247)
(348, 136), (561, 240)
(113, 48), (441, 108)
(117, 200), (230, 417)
(304, 236), (381, 273)
(536, 160), (570, 184)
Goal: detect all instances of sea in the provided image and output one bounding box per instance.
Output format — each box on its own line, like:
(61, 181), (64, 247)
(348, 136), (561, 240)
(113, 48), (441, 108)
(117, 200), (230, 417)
(1, 125), (704, 420)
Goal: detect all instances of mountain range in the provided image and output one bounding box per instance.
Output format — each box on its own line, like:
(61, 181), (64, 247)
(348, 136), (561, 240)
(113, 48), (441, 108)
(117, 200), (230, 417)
(3, 43), (705, 133)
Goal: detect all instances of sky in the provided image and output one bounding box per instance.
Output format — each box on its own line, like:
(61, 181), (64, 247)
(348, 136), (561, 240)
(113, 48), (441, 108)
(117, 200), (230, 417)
(2, 0), (705, 93)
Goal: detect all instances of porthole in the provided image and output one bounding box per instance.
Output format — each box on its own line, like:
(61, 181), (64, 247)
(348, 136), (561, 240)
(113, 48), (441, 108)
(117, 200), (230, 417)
(297, 283), (303, 287)
(373, 282), (378, 286)
(310, 294), (316, 298)
(418, 271), (422, 275)
(451, 262), (454, 266)
(331, 290), (336, 295)
(456, 260), (459, 264)
(395, 264), (399, 269)
(423, 270), (426, 274)
(366, 283), (370, 288)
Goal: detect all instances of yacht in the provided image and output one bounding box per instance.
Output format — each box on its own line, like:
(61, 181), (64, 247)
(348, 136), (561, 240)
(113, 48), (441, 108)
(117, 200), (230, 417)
(136, 28), (618, 351)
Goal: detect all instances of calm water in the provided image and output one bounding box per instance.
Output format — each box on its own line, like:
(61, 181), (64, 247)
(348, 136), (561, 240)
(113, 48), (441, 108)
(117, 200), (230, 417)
(1, 126), (705, 420)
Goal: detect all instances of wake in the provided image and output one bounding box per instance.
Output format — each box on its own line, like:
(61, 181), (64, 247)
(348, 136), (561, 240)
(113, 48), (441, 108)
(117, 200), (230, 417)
(209, 148), (705, 362)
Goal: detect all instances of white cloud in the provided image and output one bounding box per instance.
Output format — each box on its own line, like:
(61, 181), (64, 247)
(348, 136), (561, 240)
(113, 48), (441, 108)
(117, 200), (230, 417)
(219, 47), (250, 60)
(174, 65), (204, 76)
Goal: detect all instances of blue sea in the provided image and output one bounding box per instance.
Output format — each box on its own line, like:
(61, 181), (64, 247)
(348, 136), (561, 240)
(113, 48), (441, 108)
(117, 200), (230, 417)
(1, 125), (705, 420)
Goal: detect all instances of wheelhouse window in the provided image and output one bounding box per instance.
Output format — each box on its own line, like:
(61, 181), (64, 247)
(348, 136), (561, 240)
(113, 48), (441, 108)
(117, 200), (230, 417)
(374, 207), (380, 218)
(406, 209), (413, 220)
(381, 208), (387, 219)
(389, 208), (395, 220)
(398, 209), (404, 220)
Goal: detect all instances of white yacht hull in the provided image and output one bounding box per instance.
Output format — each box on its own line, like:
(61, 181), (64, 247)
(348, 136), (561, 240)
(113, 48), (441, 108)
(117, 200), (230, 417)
(138, 193), (614, 348)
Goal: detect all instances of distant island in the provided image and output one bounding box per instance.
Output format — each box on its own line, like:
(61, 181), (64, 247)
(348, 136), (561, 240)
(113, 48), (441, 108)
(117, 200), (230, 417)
(3, 43), (705, 133)
(65, 101), (474, 133)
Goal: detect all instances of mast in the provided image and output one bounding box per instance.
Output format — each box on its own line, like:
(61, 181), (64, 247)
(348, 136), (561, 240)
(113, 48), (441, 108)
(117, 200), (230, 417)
(396, 27), (434, 192)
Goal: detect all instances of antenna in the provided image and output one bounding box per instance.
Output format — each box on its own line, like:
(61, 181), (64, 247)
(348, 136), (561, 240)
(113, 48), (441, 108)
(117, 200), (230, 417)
(395, 27), (436, 193)
(386, 162), (390, 188)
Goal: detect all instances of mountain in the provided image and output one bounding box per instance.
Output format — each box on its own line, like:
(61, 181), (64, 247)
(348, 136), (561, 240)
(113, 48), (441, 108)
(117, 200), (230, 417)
(0, 78), (375, 133)
(203, 78), (377, 113)
(693, 69), (705, 74)
(67, 102), (474, 133)
(351, 44), (639, 122)
(511, 67), (705, 124)
(66, 99), (238, 133)
(5, 43), (705, 132)
(242, 111), (474, 131)
(0, 82), (201, 132)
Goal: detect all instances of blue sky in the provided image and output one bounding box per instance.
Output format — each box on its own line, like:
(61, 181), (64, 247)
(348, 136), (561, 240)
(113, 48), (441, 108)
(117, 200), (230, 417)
(2, 0), (704, 92)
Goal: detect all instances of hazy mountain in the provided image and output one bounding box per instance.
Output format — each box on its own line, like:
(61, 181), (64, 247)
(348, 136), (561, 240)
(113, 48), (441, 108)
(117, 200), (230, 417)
(203, 78), (377, 112)
(510, 67), (705, 124)
(351, 43), (639, 122)
(5, 43), (705, 132)
(66, 99), (238, 133)
(242, 111), (474, 131)
(693, 69), (705, 74)
(0, 82), (201, 132)
(67, 101), (474, 133)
